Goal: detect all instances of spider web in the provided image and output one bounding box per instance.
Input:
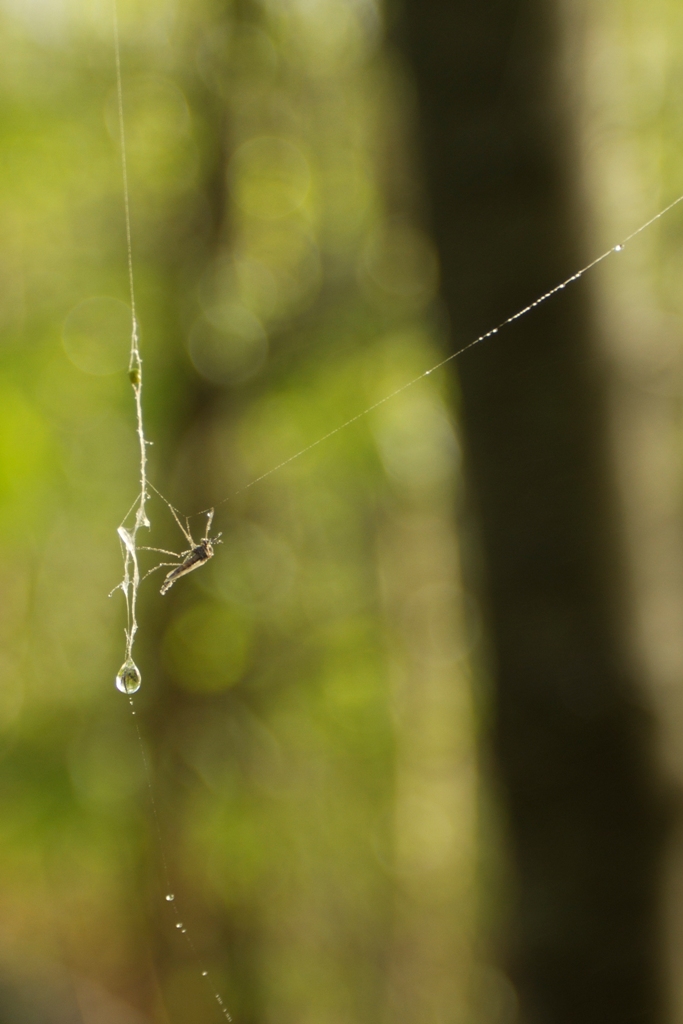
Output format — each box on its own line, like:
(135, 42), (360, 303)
(107, 1), (683, 1019)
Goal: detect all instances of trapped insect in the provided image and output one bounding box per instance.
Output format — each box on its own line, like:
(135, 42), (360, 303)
(141, 504), (222, 594)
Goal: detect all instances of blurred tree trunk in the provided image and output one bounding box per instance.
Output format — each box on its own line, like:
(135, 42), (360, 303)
(396, 1), (668, 1022)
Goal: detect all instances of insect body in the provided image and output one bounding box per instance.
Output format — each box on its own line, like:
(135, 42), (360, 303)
(160, 536), (215, 594)
(141, 504), (221, 595)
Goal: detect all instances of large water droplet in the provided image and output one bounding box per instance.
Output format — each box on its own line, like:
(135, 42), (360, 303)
(116, 658), (141, 694)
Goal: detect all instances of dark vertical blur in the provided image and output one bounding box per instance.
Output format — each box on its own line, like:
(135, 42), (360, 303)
(395, 0), (668, 1022)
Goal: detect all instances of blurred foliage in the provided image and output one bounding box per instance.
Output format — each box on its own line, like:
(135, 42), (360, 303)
(0, 1), (482, 1023)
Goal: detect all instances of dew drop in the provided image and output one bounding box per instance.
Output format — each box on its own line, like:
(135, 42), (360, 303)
(165, 893), (175, 901)
(116, 658), (141, 694)
(202, 971), (208, 977)
(176, 922), (183, 929)
(614, 244), (623, 252)
(181, 928), (187, 934)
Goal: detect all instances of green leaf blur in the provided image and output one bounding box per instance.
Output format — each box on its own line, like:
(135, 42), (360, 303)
(0, 1), (477, 1022)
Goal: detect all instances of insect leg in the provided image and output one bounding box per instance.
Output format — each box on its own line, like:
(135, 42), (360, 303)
(148, 482), (196, 546)
(139, 546), (190, 557)
(141, 561), (183, 583)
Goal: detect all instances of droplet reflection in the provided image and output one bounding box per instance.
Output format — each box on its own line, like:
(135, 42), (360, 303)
(115, 658), (141, 694)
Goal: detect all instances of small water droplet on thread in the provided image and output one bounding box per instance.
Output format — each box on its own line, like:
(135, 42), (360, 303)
(424, 369), (432, 375)
(181, 928), (187, 934)
(614, 244), (623, 252)
(165, 894), (175, 901)
(202, 971), (208, 977)
(176, 922), (183, 929)
(116, 658), (141, 694)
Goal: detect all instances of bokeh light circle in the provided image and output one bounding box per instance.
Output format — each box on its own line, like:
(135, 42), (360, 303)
(62, 297), (132, 376)
(229, 136), (311, 219)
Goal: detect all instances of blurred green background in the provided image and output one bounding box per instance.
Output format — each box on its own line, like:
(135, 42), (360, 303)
(0, 0), (681, 1022)
(0, 1), (477, 1021)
